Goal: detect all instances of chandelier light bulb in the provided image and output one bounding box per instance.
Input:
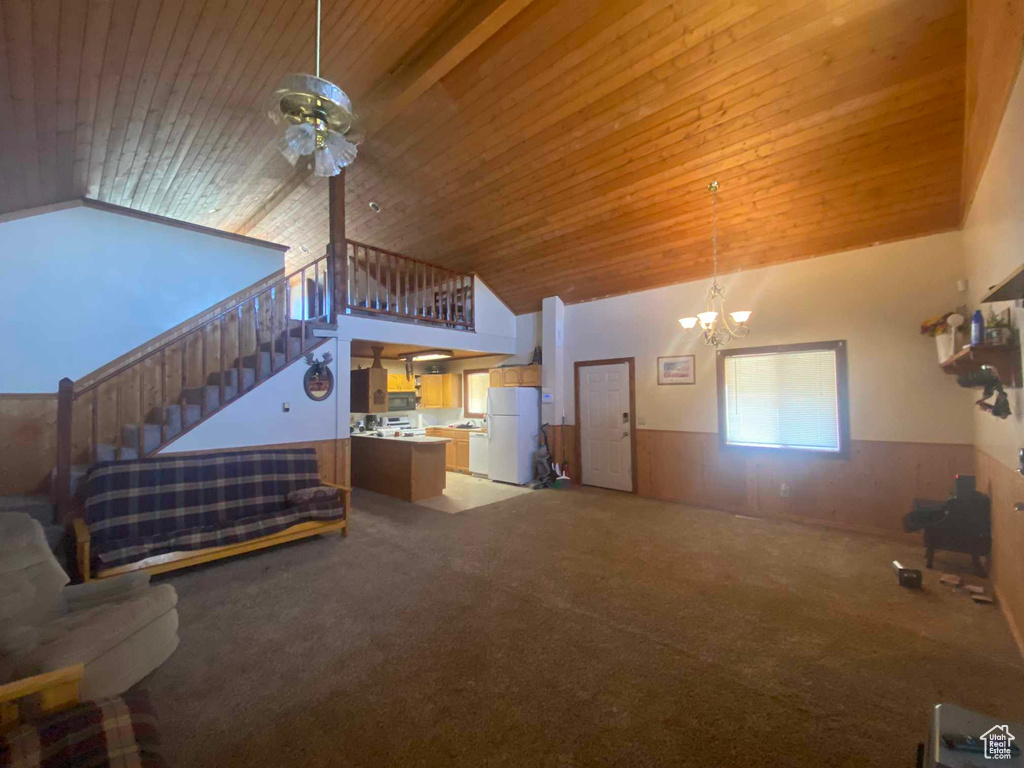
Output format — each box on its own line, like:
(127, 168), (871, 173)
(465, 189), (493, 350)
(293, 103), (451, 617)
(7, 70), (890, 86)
(697, 311), (718, 329)
(679, 317), (698, 330)
(730, 310), (752, 324)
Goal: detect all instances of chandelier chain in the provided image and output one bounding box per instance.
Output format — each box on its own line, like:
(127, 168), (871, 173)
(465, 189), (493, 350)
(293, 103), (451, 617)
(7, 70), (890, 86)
(315, 0), (321, 78)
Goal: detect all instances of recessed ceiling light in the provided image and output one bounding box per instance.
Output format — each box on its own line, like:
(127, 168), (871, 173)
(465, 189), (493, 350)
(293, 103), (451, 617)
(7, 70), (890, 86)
(369, 201), (381, 213)
(298, 245), (309, 253)
(208, 206), (220, 213)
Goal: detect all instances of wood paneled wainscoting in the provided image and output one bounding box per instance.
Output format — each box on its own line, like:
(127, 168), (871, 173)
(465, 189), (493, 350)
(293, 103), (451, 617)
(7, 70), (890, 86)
(0, 394), (58, 495)
(548, 425), (972, 539)
(636, 431), (972, 538)
(975, 449), (1024, 660)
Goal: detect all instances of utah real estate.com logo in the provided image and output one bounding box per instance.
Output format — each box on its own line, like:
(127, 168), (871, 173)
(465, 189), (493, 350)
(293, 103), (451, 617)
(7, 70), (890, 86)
(981, 725), (1016, 760)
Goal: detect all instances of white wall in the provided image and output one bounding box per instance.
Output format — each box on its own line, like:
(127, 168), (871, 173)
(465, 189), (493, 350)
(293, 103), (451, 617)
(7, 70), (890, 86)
(559, 231), (974, 445)
(0, 204), (284, 392)
(963, 64), (1024, 471)
(162, 338), (345, 453)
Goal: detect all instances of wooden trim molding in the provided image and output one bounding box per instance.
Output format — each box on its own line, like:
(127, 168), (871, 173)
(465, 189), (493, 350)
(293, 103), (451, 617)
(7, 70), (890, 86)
(716, 340), (851, 459)
(574, 357), (638, 493)
(0, 199), (288, 250)
(974, 447), (1024, 662)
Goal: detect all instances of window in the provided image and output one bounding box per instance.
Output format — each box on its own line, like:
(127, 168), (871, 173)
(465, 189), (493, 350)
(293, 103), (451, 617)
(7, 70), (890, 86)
(716, 341), (849, 456)
(463, 369), (490, 418)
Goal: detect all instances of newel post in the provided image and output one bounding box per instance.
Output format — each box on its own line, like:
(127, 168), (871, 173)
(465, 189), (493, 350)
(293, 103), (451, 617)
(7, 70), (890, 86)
(55, 377), (74, 523)
(327, 168), (348, 324)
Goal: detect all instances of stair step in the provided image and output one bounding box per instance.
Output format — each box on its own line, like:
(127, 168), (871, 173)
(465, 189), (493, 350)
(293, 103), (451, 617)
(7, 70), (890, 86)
(122, 423), (163, 457)
(244, 351), (287, 379)
(209, 367), (256, 393)
(163, 403), (202, 440)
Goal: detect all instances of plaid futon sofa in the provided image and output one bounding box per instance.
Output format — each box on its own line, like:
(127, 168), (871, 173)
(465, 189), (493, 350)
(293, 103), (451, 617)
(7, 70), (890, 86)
(80, 448), (345, 570)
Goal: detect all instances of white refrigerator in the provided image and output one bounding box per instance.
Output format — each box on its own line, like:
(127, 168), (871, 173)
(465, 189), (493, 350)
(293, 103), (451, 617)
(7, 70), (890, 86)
(487, 387), (541, 485)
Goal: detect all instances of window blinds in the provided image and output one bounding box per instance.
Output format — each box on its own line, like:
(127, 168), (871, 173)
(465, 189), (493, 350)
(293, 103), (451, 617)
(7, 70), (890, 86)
(723, 348), (840, 452)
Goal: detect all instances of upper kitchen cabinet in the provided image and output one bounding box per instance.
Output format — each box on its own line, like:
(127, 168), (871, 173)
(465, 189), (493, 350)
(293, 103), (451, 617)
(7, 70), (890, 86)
(388, 373), (416, 392)
(352, 367), (388, 413)
(420, 373), (462, 409)
(352, 345), (389, 413)
(489, 365), (541, 388)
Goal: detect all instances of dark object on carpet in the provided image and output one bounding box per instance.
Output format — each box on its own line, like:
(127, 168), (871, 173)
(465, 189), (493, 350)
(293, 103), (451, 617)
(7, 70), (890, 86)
(904, 474), (991, 576)
(892, 560), (922, 589)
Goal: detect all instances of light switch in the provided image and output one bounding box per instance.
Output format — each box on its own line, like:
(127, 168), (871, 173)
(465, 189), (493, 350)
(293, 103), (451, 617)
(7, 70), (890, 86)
(283, 402), (291, 413)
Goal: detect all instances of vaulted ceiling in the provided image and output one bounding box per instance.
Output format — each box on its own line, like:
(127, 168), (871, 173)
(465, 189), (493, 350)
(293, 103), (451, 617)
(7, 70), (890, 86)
(2, 0), (1018, 313)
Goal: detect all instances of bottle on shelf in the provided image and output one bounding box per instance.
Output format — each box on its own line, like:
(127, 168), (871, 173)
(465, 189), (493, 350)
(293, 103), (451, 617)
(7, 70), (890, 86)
(970, 309), (985, 347)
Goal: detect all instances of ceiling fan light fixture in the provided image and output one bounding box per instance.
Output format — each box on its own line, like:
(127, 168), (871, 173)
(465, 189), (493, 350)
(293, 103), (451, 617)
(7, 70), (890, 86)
(266, 1), (360, 177)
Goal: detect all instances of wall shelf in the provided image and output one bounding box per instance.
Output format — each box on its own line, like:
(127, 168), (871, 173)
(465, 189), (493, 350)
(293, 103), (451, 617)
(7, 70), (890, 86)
(981, 263), (1024, 303)
(940, 344), (1021, 387)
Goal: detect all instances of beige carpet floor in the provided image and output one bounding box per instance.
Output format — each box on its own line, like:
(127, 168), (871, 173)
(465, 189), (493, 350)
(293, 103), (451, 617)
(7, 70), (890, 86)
(141, 487), (1024, 767)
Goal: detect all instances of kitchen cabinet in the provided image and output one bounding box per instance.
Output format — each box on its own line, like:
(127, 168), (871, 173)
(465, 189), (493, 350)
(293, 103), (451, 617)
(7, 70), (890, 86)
(420, 374), (444, 408)
(388, 373), (416, 392)
(488, 365), (542, 388)
(420, 373), (462, 409)
(424, 427), (481, 472)
(351, 367), (388, 413)
(442, 373), (462, 408)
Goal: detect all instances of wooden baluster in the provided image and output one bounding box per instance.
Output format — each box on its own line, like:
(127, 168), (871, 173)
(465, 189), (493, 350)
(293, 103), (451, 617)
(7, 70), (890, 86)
(375, 249), (381, 310)
(386, 253), (392, 313)
(160, 348), (166, 419)
(254, 296), (262, 380)
(448, 272), (455, 325)
(180, 341), (187, 430)
(269, 287), (276, 373)
(201, 327), (208, 415)
(237, 305), (244, 390)
(300, 268), (307, 354)
(399, 257), (406, 316)
(285, 279), (293, 362)
(91, 389), (98, 465)
(313, 260), (319, 319)
(219, 316), (226, 406)
(116, 379), (123, 456)
(138, 366), (145, 452)
(55, 378), (73, 524)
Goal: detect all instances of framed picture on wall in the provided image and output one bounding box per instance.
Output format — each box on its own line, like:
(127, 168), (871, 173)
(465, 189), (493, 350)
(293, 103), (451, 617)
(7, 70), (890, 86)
(657, 355), (696, 385)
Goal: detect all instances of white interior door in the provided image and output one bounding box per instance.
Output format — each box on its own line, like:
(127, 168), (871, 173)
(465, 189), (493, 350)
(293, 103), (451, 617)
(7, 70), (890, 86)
(579, 362), (633, 491)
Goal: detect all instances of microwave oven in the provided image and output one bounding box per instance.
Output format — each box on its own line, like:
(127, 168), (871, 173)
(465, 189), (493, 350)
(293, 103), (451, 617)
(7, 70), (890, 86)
(387, 391), (417, 411)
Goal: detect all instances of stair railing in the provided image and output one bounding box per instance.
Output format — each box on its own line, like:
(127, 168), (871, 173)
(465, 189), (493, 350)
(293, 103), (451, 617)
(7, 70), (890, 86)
(343, 239), (475, 330)
(54, 254), (331, 519)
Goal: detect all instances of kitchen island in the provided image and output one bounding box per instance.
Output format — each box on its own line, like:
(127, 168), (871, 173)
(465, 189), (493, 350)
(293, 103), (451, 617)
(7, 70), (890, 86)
(350, 434), (451, 502)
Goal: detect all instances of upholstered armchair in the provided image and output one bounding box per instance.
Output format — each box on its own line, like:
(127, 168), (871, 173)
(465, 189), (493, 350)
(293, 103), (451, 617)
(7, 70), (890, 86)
(0, 513), (179, 699)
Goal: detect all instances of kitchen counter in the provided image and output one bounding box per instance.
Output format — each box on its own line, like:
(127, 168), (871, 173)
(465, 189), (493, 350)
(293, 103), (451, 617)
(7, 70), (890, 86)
(351, 434), (449, 502)
(352, 434), (451, 444)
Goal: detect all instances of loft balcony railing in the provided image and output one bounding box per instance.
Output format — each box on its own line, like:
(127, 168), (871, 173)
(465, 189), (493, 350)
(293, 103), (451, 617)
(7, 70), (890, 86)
(340, 239), (474, 331)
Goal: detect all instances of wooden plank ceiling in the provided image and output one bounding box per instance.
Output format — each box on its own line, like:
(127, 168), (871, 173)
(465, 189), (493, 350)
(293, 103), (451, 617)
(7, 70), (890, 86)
(2, 0), (970, 313)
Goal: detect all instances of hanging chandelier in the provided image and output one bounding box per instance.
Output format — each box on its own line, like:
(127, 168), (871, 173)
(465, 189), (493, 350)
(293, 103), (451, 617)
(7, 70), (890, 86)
(678, 181), (752, 347)
(267, 0), (361, 177)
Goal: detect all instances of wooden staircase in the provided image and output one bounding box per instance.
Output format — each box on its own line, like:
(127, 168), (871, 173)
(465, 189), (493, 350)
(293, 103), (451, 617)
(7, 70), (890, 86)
(54, 255), (332, 512)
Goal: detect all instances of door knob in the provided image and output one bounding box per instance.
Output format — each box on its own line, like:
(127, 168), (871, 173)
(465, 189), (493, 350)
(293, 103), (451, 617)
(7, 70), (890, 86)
(622, 431), (629, 438)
